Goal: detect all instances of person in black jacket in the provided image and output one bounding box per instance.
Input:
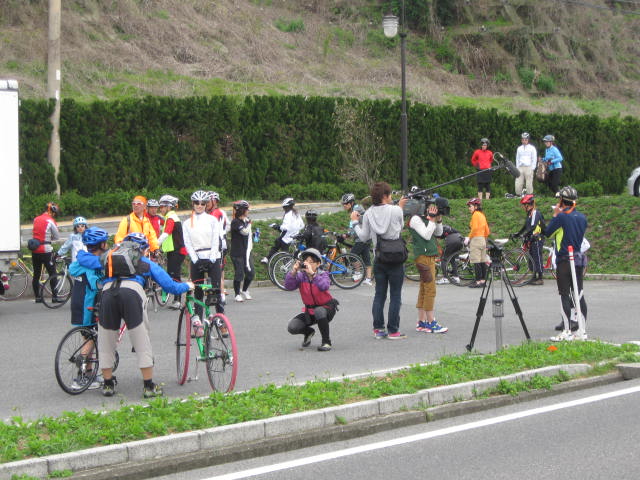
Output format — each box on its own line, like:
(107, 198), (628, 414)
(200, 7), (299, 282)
(230, 200), (255, 302)
(301, 209), (327, 254)
(511, 194), (545, 285)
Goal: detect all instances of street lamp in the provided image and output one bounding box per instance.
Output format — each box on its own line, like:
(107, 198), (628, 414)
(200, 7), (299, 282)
(383, 1), (408, 192)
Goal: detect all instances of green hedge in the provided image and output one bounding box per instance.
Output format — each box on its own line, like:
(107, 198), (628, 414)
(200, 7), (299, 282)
(19, 96), (640, 216)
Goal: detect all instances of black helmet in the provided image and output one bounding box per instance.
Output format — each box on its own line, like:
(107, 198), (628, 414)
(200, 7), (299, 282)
(233, 200), (250, 210)
(480, 137), (490, 146)
(558, 186), (578, 202)
(305, 209), (318, 221)
(341, 193), (355, 205)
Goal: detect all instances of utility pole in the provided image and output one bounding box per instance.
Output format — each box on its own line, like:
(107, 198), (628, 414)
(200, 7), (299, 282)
(47, 0), (61, 196)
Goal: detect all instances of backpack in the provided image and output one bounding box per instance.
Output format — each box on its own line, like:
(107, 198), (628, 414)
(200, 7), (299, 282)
(100, 241), (150, 278)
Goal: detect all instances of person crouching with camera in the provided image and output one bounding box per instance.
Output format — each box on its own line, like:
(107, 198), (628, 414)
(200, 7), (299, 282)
(284, 248), (339, 352)
(408, 205), (449, 334)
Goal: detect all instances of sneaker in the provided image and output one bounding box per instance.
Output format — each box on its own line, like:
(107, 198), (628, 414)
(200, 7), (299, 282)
(260, 257), (269, 265)
(235, 294), (244, 302)
(436, 277), (450, 285)
(242, 291), (252, 300)
(102, 377), (117, 397)
(302, 329), (315, 347)
(530, 279), (544, 285)
(426, 321), (448, 334)
(353, 273), (363, 282)
(468, 281), (485, 288)
(317, 343), (332, 352)
(71, 375), (90, 390)
(143, 382), (164, 398)
(451, 276), (461, 284)
(550, 330), (576, 342)
(88, 374), (103, 390)
(554, 320), (579, 332)
(416, 321), (432, 333)
(220, 293), (226, 303)
(373, 329), (388, 339)
(362, 278), (373, 286)
(35, 298), (43, 303)
(52, 296), (65, 303)
(168, 301), (182, 310)
(387, 331), (407, 340)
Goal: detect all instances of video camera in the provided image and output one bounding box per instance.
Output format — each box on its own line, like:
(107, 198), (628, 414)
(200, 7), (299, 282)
(487, 238), (508, 263)
(400, 186), (450, 217)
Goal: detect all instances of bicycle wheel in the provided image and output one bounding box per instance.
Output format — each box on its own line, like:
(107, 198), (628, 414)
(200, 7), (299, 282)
(267, 251), (289, 284)
(41, 273), (72, 308)
(0, 260), (29, 300)
(404, 257), (420, 282)
(444, 251), (475, 287)
(271, 254), (296, 290)
(502, 249), (534, 286)
(329, 253), (365, 289)
(54, 326), (99, 395)
(176, 308), (191, 385)
(154, 287), (173, 308)
(205, 313), (238, 393)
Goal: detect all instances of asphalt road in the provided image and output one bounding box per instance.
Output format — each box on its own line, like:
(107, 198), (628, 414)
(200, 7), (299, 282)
(0, 278), (638, 421)
(153, 379), (640, 480)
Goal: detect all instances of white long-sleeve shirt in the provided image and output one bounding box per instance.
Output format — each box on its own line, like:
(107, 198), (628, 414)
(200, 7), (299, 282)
(183, 212), (222, 264)
(281, 210), (304, 244)
(515, 143), (537, 168)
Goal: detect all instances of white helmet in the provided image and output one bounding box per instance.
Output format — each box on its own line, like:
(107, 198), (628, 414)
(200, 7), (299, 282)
(281, 197), (295, 208)
(191, 190), (210, 202)
(147, 198), (160, 207)
(159, 194), (178, 207)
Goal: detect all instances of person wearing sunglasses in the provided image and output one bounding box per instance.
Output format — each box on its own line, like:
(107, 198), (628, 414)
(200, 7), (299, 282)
(183, 190), (225, 320)
(114, 195), (160, 252)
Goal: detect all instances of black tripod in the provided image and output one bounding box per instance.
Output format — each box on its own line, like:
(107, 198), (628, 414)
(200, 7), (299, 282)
(466, 246), (531, 352)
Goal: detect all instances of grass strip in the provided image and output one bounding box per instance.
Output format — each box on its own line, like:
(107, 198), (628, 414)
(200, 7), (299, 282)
(2, 340), (638, 464)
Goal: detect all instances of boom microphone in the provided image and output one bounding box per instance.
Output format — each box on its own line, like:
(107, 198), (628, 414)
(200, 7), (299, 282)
(494, 152), (520, 178)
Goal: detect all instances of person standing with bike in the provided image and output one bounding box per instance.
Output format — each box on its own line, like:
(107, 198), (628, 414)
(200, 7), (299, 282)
(96, 232), (194, 398)
(352, 182), (408, 339)
(465, 198), (490, 288)
(545, 186), (587, 333)
(183, 190), (225, 323)
(284, 248), (339, 351)
(341, 193), (373, 286)
(30, 202), (61, 303)
(230, 200), (255, 303)
(510, 194), (546, 285)
(470, 138), (494, 200)
(540, 134), (564, 194)
(157, 194), (186, 309)
(260, 197), (304, 264)
(408, 204), (449, 334)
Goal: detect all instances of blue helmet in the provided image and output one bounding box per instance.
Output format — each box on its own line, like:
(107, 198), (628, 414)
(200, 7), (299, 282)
(73, 216), (87, 227)
(123, 232), (149, 250)
(82, 227), (109, 246)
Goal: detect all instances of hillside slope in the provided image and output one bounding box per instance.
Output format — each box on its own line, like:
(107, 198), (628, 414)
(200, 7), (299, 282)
(1, 0), (639, 116)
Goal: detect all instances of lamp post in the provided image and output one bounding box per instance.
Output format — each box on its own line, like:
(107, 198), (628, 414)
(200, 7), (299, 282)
(383, 0), (408, 192)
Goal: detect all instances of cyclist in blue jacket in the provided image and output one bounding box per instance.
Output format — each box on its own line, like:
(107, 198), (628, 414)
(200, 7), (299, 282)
(540, 134), (563, 194)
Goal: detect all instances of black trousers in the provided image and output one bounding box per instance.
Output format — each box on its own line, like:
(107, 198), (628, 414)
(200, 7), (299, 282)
(31, 252), (57, 299)
(190, 259), (224, 316)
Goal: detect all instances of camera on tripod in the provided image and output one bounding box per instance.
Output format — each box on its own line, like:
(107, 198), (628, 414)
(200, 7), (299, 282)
(487, 238), (509, 263)
(399, 187), (451, 217)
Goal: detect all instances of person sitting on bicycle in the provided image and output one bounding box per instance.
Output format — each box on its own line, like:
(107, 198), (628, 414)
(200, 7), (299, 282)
(465, 198), (490, 288)
(341, 193), (373, 286)
(260, 197), (304, 264)
(57, 216), (88, 262)
(146, 199), (164, 238)
(183, 190), (225, 319)
(301, 209), (327, 254)
(82, 232), (194, 398)
(284, 248), (339, 352)
(510, 194), (546, 285)
(436, 225), (464, 284)
(408, 204), (448, 334)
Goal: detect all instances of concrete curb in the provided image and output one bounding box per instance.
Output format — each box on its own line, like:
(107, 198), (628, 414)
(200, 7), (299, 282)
(1, 363), (612, 479)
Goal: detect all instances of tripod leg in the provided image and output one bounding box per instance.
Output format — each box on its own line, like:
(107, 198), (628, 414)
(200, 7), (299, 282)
(466, 274), (492, 351)
(501, 267), (531, 341)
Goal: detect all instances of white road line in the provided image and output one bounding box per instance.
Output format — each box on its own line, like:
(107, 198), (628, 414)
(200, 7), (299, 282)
(209, 384), (640, 480)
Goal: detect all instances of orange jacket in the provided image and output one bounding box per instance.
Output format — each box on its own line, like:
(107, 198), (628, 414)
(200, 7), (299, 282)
(469, 210), (490, 238)
(114, 212), (159, 251)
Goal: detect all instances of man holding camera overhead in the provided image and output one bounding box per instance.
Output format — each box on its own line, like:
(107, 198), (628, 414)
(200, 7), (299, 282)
(408, 203), (449, 334)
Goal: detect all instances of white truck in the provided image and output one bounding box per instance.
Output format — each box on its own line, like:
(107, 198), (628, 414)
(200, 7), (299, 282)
(0, 80), (22, 294)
